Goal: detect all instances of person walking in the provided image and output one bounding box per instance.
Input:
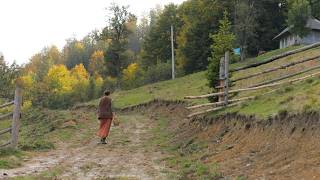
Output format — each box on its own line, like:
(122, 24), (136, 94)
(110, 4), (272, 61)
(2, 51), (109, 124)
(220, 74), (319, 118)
(97, 90), (114, 144)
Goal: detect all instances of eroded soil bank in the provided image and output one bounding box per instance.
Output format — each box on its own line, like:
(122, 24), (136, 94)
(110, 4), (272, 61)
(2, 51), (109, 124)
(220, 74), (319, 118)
(128, 100), (320, 179)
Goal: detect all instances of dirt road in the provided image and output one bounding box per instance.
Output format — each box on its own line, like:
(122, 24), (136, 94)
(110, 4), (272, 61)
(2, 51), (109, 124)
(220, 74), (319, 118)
(0, 114), (171, 179)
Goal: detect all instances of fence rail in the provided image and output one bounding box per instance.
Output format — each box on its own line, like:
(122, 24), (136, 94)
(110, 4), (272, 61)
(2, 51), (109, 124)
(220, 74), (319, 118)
(230, 42), (320, 72)
(185, 42), (320, 118)
(0, 112), (13, 121)
(0, 101), (14, 109)
(0, 87), (22, 148)
(249, 64), (320, 88)
(0, 128), (11, 135)
(232, 55), (320, 82)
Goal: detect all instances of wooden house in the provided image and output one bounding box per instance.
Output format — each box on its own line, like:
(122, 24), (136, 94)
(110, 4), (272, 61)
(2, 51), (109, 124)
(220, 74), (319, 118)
(273, 17), (320, 49)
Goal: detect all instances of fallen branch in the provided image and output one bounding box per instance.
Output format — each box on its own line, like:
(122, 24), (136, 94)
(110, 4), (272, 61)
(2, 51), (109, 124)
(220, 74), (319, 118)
(187, 96), (255, 110)
(185, 71), (320, 99)
(0, 112), (13, 121)
(249, 65), (320, 88)
(187, 102), (242, 118)
(0, 101), (14, 109)
(231, 42), (320, 72)
(232, 56), (320, 82)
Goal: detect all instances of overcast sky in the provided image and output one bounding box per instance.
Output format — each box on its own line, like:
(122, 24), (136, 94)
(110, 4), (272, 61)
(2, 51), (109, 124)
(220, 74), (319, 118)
(0, 0), (185, 64)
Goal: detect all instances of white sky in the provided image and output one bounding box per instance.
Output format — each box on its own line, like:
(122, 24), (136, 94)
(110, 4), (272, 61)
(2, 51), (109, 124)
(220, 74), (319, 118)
(0, 0), (185, 65)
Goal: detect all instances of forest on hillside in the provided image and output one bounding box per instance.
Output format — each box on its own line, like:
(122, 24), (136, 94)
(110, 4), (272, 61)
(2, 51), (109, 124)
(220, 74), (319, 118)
(1, 0), (319, 108)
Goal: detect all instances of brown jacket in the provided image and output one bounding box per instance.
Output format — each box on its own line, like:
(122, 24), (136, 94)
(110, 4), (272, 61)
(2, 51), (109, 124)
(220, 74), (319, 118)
(98, 96), (113, 119)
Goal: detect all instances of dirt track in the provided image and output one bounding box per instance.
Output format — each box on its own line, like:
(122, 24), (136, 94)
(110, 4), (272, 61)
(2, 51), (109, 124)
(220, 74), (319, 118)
(0, 114), (170, 179)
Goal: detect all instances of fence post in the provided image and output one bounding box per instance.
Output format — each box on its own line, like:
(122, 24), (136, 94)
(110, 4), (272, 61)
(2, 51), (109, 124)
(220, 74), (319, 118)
(224, 51), (230, 105)
(11, 86), (22, 148)
(218, 57), (225, 102)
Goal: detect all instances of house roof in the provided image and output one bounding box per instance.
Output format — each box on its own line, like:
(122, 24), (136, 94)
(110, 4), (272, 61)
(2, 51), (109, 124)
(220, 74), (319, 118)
(273, 17), (320, 40)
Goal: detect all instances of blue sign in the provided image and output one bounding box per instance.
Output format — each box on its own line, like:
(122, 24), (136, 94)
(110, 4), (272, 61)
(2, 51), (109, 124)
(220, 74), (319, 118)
(233, 48), (241, 55)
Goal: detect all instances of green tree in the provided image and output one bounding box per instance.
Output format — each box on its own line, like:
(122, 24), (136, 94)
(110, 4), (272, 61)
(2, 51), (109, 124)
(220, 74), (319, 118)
(104, 4), (136, 78)
(176, 0), (234, 74)
(308, 0), (320, 19)
(141, 4), (182, 68)
(0, 58), (19, 98)
(87, 77), (96, 100)
(234, 0), (257, 61)
(63, 37), (95, 69)
(246, 0), (287, 54)
(207, 11), (235, 90)
(287, 0), (312, 37)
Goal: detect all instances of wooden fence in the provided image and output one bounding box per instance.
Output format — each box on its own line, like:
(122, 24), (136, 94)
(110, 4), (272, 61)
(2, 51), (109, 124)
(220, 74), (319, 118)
(184, 42), (320, 118)
(0, 87), (22, 148)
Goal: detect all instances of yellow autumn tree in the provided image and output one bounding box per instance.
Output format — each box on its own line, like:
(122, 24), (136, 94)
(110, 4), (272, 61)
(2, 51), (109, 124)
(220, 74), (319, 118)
(71, 63), (89, 80)
(47, 45), (63, 64)
(89, 50), (105, 75)
(45, 64), (73, 94)
(20, 73), (35, 90)
(95, 75), (104, 95)
(19, 72), (36, 101)
(122, 63), (138, 81)
(74, 42), (84, 51)
(122, 63), (141, 89)
(70, 63), (90, 101)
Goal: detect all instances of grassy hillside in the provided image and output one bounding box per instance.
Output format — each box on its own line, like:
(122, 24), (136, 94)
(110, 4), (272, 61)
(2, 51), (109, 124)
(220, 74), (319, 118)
(86, 71), (211, 108)
(83, 45), (320, 119)
(224, 45), (320, 118)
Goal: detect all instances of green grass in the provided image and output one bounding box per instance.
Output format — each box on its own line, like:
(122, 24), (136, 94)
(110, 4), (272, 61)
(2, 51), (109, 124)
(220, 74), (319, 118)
(0, 148), (24, 169)
(219, 77), (320, 118)
(230, 45), (304, 69)
(12, 166), (64, 180)
(85, 71), (211, 109)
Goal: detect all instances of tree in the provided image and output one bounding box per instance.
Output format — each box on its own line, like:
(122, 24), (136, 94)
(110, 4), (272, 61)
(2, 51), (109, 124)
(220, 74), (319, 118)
(176, 0), (234, 74)
(136, 15), (150, 45)
(207, 11), (235, 90)
(234, 0), (257, 61)
(63, 39), (91, 69)
(70, 64), (90, 102)
(0, 59), (19, 98)
(287, 0), (312, 37)
(141, 4), (182, 68)
(309, 0), (320, 19)
(246, 0), (287, 54)
(104, 4), (136, 78)
(45, 65), (74, 94)
(89, 50), (105, 76)
(46, 46), (63, 64)
(25, 50), (53, 81)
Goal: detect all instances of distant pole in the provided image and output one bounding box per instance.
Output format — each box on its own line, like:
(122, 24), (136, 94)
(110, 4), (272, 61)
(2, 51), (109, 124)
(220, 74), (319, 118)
(171, 25), (175, 79)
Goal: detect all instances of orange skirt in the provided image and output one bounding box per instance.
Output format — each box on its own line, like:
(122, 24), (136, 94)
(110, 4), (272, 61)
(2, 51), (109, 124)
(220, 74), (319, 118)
(97, 118), (112, 138)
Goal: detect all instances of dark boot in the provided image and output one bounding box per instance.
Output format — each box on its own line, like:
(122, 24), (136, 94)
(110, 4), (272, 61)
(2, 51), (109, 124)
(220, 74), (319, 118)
(101, 137), (107, 144)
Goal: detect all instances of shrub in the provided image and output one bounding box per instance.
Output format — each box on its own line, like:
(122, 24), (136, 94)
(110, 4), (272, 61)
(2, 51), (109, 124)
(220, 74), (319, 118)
(103, 76), (118, 92)
(143, 63), (172, 84)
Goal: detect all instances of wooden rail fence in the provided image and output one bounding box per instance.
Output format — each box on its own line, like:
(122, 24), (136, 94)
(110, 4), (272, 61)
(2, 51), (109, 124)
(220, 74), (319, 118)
(184, 42), (320, 118)
(0, 87), (22, 148)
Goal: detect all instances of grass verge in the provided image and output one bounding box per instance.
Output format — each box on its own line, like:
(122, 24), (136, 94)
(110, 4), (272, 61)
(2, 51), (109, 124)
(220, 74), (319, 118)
(146, 115), (222, 179)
